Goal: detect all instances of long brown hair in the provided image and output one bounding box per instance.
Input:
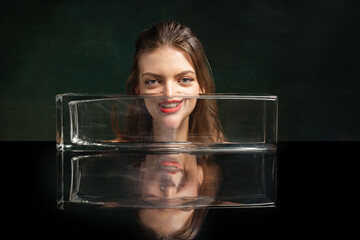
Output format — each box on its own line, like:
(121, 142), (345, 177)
(113, 21), (224, 143)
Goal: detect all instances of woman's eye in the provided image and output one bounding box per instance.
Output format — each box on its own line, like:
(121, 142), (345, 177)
(179, 77), (194, 84)
(145, 79), (159, 85)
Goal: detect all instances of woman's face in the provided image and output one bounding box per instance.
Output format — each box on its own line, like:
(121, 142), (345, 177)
(136, 46), (203, 130)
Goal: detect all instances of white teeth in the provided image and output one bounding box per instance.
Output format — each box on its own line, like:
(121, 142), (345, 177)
(161, 102), (180, 109)
(159, 165), (181, 172)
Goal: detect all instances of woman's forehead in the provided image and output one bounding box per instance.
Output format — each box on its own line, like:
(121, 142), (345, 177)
(138, 46), (195, 74)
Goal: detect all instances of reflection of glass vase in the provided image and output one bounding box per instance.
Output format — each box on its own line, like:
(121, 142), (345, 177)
(57, 94), (277, 210)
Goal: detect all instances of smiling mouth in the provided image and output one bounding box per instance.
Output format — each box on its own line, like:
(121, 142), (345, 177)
(159, 161), (183, 174)
(158, 100), (183, 113)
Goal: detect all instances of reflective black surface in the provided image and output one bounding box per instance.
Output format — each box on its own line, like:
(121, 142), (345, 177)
(3, 141), (357, 237)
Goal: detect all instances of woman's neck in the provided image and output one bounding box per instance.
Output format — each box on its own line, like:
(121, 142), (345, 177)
(152, 118), (189, 142)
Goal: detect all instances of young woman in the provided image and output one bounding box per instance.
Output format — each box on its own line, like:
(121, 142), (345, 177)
(110, 21), (224, 239)
(112, 20), (224, 143)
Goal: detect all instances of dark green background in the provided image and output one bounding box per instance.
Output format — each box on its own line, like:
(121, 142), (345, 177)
(1, 0), (359, 141)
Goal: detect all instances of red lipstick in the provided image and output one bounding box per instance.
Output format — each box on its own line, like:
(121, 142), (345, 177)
(159, 161), (183, 174)
(160, 161), (182, 168)
(158, 100), (182, 113)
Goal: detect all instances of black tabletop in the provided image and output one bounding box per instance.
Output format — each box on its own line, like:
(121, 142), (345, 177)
(2, 141), (356, 238)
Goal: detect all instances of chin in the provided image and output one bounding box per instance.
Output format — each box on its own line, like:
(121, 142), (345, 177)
(156, 115), (185, 131)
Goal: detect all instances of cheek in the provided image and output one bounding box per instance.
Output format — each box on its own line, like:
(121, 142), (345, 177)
(194, 81), (204, 94)
(185, 99), (197, 114)
(138, 84), (148, 95)
(144, 98), (158, 117)
(186, 83), (202, 95)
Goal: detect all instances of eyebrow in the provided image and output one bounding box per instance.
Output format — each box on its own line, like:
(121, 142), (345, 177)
(174, 70), (196, 78)
(141, 72), (162, 78)
(141, 70), (196, 79)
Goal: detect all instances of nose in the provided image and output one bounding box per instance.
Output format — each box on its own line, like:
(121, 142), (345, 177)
(163, 185), (177, 198)
(163, 81), (175, 97)
(160, 175), (178, 198)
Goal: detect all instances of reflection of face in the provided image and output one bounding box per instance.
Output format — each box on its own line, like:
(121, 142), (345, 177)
(139, 153), (203, 202)
(138, 153), (203, 236)
(137, 46), (203, 131)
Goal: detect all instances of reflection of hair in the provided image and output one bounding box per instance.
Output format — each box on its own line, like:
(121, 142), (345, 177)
(134, 154), (221, 239)
(112, 21), (224, 143)
(135, 209), (208, 240)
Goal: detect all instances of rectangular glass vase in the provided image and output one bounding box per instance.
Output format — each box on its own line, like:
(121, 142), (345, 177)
(56, 94), (278, 152)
